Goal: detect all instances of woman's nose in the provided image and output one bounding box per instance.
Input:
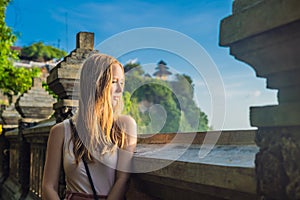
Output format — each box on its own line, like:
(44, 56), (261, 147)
(116, 83), (123, 93)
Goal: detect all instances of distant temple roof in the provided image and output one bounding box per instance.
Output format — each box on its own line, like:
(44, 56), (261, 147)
(153, 60), (172, 79)
(155, 60), (170, 70)
(158, 60), (167, 65)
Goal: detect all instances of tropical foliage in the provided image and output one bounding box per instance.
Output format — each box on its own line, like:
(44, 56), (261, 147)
(0, 1), (44, 103)
(20, 42), (67, 62)
(122, 62), (210, 134)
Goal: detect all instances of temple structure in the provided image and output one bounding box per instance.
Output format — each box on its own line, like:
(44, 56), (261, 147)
(153, 60), (172, 80)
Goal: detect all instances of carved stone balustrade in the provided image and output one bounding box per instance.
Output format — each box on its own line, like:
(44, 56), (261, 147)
(1, 128), (22, 200)
(22, 118), (56, 199)
(127, 130), (259, 200)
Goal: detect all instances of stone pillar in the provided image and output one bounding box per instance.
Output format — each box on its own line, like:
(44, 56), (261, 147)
(220, 0), (300, 199)
(16, 77), (57, 199)
(1, 95), (21, 200)
(0, 105), (9, 192)
(1, 95), (21, 129)
(1, 77), (57, 199)
(46, 32), (97, 198)
(47, 32), (97, 122)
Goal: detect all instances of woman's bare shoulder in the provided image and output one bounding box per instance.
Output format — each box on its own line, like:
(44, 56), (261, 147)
(117, 115), (136, 125)
(117, 115), (137, 136)
(48, 121), (65, 141)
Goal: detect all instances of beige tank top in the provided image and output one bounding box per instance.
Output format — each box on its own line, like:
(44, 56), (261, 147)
(63, 119), (117, 195)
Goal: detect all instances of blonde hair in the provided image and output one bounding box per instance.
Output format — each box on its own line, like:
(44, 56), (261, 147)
(70, 54), (126, 164)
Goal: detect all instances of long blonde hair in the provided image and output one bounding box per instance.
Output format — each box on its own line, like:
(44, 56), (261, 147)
(70, 54), (125, 164)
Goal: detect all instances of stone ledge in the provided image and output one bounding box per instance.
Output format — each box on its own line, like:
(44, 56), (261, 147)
(22, 118), (56, 136)
(232, 0), (263, 13)
(220, 0), (300, 46)
(4, 128), (19, 137)
(227, 20), (300, 78)
(250, 103), (300, 127)
(131, 156), (257, 200)
(137, 130), (256, 145)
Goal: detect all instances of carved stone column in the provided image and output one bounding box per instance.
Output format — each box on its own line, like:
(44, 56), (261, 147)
(0, 104), (9, 192)
(1, 77), (57, 199)
(220, 0), (300, 199)
(1, 101), (21, 200)
(47, 32), (98, 122)
(1, 95), (21, 129)
(15, 77), (57, 199)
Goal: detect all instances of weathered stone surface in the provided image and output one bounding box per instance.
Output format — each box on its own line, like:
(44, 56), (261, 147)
(250, 103), (300, 127)
(15, 78), (56, 120)
(232, 0), (263, 13)
(1, 96), (21, 127)
(47, 32), (98, 122)
(76, 32), (94, 49)
(128, 130), (258, 199)
(132, 154), (257, 200)
(278, 86), (300, 103)
(220, 0), (300, 46)
(47, 33), (98, 100)
(0, 133), (9, 186)
(47, 49), (97, 100)
(1, 128), (22, 200)
(255, 127), (300, 199)
(281, 136), (300, 199)
(220, 0), (300, 199)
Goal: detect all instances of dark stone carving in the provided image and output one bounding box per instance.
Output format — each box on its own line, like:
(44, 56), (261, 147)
(220, 0), (300, 199)
(15, 77), (56, 120)
(47, 32), (98, 122)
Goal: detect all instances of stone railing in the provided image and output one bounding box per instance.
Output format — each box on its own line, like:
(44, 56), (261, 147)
(128, 130), (258, 200)
(23, 119), (56, 199)
(0, 123), (259, 200)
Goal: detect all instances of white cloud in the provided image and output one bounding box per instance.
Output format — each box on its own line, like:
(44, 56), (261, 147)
(125, 58), (138, 64)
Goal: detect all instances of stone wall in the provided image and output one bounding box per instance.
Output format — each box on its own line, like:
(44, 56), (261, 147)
(220, 0), (300, 199)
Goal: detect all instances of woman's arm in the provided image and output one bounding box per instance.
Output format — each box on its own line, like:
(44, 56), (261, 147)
(42, 122), (65, 200)
(107, 115), (137, 200)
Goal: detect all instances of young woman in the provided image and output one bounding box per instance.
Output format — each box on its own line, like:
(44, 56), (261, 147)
(42, 54), (137, 200)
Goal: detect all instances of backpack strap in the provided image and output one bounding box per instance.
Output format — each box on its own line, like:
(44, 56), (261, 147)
(69, 118), (99, 200)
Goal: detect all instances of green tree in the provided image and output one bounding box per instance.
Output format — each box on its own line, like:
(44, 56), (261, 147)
(20, 42), (67, 62)
(124, 62), (144, 75)
(0, 0), (41, 103)
(123, 91), (141, 124)
(1, 0), (18, 92)
(133, 82), (181, 133)
(122, 61), (210, 133)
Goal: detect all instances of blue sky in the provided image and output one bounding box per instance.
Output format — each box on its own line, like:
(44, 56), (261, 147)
(5, 0), (278, 130)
